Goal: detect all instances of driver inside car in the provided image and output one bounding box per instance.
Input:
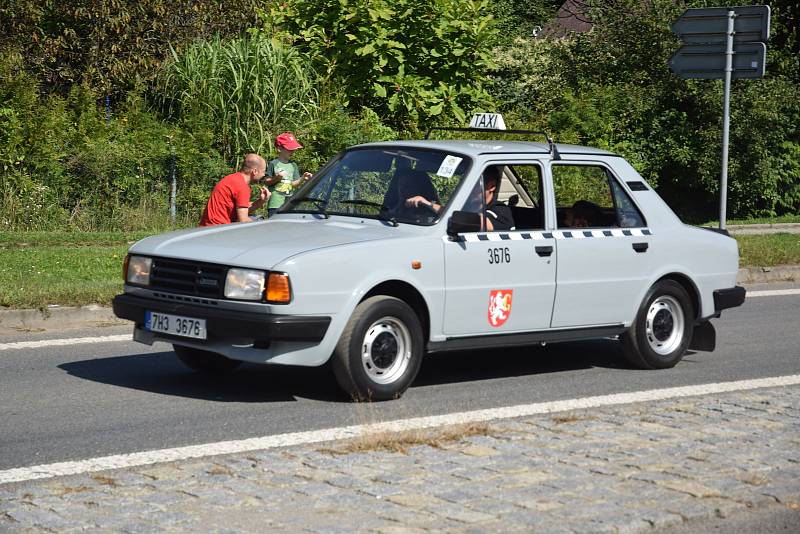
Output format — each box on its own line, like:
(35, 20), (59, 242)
(458, 166), (514, 231)
(382, 169), (441, 220)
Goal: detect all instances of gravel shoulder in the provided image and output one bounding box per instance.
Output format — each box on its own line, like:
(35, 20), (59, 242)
(2, 385), (798, 533)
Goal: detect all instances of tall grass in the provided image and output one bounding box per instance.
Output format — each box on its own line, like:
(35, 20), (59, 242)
(156, 34), (319, 163)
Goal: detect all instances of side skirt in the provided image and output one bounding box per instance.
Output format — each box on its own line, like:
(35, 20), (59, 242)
(427, 325), (627, 354)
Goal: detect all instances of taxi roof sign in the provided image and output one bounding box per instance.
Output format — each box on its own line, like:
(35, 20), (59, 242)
(469, 113), (506, 130)
(423, 115), (559, 158)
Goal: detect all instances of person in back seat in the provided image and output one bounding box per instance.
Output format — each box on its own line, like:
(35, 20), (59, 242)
(563, 200), (600, 228)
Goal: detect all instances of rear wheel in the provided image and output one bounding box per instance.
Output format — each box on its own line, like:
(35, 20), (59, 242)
(173, 344), (242, 374)
(622, 280), (694, 369)
(332, 296), (423, 401)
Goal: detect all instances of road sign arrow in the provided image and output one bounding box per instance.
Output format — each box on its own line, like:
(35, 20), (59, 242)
(671, 5), (770, 44)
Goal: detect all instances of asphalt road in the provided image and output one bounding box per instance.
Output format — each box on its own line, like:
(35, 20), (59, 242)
(1, 287), (798, 471)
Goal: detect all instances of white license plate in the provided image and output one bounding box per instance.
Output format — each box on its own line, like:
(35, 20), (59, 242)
(145, 311), (207, 340)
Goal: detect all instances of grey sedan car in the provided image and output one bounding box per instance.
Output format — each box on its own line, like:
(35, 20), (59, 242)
(113, 138), (745, 400)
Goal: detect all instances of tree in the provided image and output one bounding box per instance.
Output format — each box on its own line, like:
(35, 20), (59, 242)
(0, 0), (262, 96)
(264, 0), (498, 127)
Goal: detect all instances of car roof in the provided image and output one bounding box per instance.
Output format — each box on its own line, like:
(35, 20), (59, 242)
(352, 139), (617, 157)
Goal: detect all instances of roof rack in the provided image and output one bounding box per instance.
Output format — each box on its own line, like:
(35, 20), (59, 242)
(424, 127), (562, 160)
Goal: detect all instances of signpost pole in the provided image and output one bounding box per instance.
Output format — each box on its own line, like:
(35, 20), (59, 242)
(719, 10), (735, 230)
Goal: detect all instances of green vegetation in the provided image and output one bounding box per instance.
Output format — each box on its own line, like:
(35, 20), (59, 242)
(704, 214), (800, 226)
(265, 0), (498, 126)
(737, 233), (800, 268)
(0, 231), (152, 308)
(155, 35), (320, 164)
(0, 0), (261, 95)
(0, 244), (127, 309)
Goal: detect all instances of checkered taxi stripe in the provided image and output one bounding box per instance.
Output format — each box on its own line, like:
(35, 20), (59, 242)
(455, 228), (652, 243)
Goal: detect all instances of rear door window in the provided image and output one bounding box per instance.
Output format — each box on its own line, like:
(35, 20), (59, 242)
(552, 164), (645, 229)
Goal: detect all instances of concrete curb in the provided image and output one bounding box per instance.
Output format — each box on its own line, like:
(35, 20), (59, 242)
(0, 267), (797, 334)
(736, 264), (800, 284)
(0, 305), (125, 335)
(727, 222), (800, 235)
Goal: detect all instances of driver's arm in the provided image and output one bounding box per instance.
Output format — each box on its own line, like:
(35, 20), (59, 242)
(405, 195), (442, 213)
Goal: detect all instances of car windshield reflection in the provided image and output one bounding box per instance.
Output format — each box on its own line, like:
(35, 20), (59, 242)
(283, 147), (470, 225)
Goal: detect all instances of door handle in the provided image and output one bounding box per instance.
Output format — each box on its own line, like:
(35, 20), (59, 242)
(632, 242), (649, 253)
(535, 245), (553, 257)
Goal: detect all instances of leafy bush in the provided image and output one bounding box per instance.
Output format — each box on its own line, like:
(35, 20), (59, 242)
(0, 0), (262, 96)
(265, 0), (498, 127)
(155, 34), (320, 165)
(486, 37), (571, 122)
(298, 103), (398, 170)
(488, 0), (563, 41)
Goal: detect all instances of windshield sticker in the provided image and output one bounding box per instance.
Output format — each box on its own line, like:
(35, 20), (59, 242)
(436, 155), (463, 178)
(488, 289), (513, 327)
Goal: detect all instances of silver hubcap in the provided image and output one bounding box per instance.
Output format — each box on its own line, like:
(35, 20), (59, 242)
(361, 316), (412, 385)
(645, 295), (685, 355)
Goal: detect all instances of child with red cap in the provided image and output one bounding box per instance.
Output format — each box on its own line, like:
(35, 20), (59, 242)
(265, 132), (313, 217)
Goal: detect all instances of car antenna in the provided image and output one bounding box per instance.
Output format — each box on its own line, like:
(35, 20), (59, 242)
(548, 137), (561, 161)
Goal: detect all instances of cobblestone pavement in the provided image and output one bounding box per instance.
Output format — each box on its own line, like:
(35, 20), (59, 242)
(1, 386), (798, 533)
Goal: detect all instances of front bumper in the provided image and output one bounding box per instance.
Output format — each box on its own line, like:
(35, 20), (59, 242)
(112, 294), (331, 343)
(713, 286), (746, 315)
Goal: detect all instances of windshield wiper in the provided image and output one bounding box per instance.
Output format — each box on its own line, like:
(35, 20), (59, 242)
(340, 199), (399, 227)
(288, 196), (329, 219)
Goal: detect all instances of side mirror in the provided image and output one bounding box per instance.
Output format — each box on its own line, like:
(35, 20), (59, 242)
(447, 210), (482, 239)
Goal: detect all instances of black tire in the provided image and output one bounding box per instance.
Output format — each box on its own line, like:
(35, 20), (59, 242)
(332, 296), (424, 401)
(622, 280), (694, 369)
(173, 344), (242, 374)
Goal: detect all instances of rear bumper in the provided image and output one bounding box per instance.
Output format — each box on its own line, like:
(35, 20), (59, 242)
(112, 294), (330, 343)
(713, 286), (746, 314)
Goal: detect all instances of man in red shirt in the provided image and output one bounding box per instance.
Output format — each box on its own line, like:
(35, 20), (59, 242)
(199, 154), (270, 226)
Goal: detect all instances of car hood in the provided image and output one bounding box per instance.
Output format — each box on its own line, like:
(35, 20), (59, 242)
(129, 217), (405, 269)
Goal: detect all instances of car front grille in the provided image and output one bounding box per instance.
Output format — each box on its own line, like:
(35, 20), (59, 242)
(150, 258), (227, 298)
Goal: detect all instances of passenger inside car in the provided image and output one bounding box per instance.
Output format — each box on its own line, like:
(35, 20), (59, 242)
(563, 200), (601, 228)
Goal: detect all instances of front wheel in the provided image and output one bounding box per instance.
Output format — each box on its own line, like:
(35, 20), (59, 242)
(622, 280), (694, 369)
(173, 344), (242, 374)
(332, 296), (424, 401)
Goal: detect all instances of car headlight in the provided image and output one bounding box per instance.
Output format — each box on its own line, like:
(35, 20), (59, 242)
(224, 268), (266, 300)
(126, 255), (152, 286)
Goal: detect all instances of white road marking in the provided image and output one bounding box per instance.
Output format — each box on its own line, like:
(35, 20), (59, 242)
(1, 374), (799, 485)
(0, 334), (130, 352)
(746, 289), (800, 298)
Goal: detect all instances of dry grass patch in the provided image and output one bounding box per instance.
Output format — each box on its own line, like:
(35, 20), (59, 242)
(738, 473), (769, 486)
(551, 413), (596, 425)
(90, 474), (118, 487)
(319, 423), (495, 455)
(55, 485), (92, 496)
(206, 464), (234, 476)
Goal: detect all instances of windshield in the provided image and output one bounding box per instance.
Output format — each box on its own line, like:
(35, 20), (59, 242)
(282, 147), (471, 225)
